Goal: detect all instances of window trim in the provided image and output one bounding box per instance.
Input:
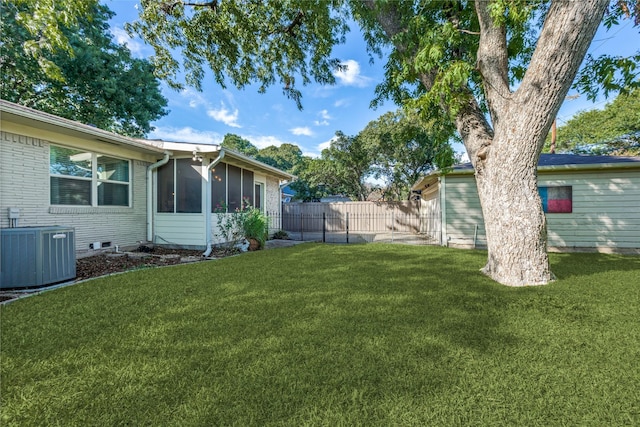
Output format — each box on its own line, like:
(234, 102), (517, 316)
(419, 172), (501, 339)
(49, 144), (131, 207)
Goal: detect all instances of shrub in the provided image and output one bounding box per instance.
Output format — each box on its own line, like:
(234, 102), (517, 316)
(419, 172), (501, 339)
(214, 200), (269, 251)
(271, 230), (290, 240)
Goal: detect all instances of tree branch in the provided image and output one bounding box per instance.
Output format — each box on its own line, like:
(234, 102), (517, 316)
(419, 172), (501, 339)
(475, 0), (510, 120)
(283, 10), (305, 37)
(361, 0), (493, 165)
(515, 0), (609, 137)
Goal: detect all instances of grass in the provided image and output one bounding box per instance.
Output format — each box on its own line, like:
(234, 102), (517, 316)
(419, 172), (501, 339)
(1, 243), (639, 426)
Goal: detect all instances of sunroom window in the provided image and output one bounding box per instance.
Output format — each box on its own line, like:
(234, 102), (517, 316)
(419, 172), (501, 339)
(50, 145), (130, 206)
(210, 162), (257, 213)
(156, 159), (202, 213)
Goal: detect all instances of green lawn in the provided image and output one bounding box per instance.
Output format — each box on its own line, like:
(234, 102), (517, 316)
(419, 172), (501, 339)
(1, 243), (639, 426)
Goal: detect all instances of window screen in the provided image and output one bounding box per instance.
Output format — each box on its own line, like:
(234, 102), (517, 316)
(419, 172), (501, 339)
(176, 159), (202, 213)
(211, 162), (227, 212)
(243, 169), (254, 207)
(228, 164), (242, 212)
(157, 160), (174, 213)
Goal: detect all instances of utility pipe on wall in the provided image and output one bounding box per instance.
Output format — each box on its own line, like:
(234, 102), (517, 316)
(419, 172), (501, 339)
(146, 152), (171, 242)
(203, 150), (225, 257)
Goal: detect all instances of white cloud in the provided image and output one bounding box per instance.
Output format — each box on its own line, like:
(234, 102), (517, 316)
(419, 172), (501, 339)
(149, 127), (222, 144)
(243, 135), (294, 149)
(316, 140), (333, 151)
(111, 27), (146, 57)
(319, 109), (332, 120)
(334, 60), (372, 87)
(290, 127), (314, 136)
(208, 103), (241, 128)
(314, 120), (329, 126)
(334, 98), (350, 107)
(180, 88), (208, 108)
(303, 151), (321, 159)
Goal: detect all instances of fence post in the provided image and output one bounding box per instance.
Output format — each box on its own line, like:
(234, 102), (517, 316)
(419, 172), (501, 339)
(300, 212), (304, 241)
(346, 212), (349, 244)
(391, 209), (395, 243)
(323, 212), (326, 243)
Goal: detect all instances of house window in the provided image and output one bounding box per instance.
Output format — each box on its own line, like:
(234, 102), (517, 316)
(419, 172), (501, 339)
(211, 162), (227, 212)
(243, 169), (254, 207)
(228, 164), (242, 212)
(50, 145), (130, 206)
(539, 186), (572, 213)
(255, 182), (264, 211)
(156, 159), (202, 213)
(210, 162), (257, 212)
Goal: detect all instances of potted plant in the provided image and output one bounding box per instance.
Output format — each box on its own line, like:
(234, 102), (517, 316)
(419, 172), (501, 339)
(242, 207), (269, 251)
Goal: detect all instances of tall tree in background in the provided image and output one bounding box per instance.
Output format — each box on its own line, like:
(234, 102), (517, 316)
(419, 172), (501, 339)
(1, 1), (167, 137)
(544, 89), (640, 155)
(359, 110), (456, 200)
(220, 134), (259, 157)
(316, 131), (374, 201)
(256, 144), (304, 174)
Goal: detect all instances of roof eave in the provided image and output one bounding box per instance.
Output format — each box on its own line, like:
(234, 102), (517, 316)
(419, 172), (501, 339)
(0, 99), (166, 155)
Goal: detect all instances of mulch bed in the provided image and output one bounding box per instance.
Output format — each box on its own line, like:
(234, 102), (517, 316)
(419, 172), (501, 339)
(0, 246), (237, 302)
(75, 246), (234, 281)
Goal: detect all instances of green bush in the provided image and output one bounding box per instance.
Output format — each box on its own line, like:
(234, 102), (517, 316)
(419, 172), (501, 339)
(214, 200), (269, 251)
(242, 208), (269, 249)
(271, 230), (290, 240)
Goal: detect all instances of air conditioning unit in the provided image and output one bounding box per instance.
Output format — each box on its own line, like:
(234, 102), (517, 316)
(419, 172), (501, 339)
(0, 226), (76, 289)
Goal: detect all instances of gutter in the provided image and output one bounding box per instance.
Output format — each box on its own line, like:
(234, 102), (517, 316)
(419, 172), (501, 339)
(203, 150), (226, 257)
(146, 152), (171, 242)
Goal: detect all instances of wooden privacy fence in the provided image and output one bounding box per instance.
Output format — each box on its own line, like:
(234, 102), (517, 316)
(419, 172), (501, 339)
(269, 202), (441, 244)
(281, 201), (421, 233)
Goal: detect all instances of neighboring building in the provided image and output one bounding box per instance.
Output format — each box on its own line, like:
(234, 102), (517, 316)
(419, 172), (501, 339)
(412, 154), (640, 252)
(0, 100), (294, 256)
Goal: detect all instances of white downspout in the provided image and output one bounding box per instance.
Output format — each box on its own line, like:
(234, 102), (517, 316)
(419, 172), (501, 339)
(203, 150), (225, 257)
(147, 152), (171, 242)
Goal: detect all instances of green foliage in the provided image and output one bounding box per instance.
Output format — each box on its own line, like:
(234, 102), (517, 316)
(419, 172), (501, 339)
(256, 143), (304, 173)
(313, 131), (375, 201)
(127, 0), (350, 109)
(214, 200), (268, 251)
(271, 229), (290, 240)
(545, 89), (640, 154)
(2, 245), (640, 425)
(241, 208), (269, 249)
(7, 0), (99, 80)
(358, 109), (456, 200)
(221, 134), (259, 157)
(1, 1), (168, 137)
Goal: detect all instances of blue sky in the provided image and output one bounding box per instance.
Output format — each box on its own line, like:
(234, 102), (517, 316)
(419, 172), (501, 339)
(105, 1), (639, 159)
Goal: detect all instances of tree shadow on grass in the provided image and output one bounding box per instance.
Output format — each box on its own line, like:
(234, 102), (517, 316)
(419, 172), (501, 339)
(549, 251), (640, 281)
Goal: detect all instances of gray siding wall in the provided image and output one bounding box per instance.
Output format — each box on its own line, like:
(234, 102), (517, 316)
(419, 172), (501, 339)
(1, 131), (150, 254)
(442, 169), (640, 250)
(442, 175), (486, 247)
(540, 170), (640, 249)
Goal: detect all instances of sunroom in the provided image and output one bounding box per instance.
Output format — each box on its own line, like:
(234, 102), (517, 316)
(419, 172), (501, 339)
(150, 142), (294, 251)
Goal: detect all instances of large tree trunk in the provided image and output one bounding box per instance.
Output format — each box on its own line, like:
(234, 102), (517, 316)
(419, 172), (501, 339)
(473, 119), (554, 285)
(365, 0), (608, 285)
(462, 0), (609, 286)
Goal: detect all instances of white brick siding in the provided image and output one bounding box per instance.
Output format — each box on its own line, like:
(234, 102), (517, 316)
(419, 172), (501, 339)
(1, 131), (151, 255)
